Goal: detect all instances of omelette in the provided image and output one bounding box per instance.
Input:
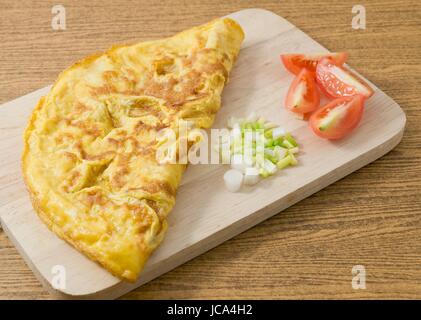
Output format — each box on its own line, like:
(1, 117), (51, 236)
(22, 18), (244, 282)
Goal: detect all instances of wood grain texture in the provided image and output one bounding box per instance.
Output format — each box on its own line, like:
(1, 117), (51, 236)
(0, 0), (420, 300)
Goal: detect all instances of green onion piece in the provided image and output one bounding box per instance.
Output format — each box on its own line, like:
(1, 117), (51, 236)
(285, 133), (298, 147)
(225, 116), (299, 181)
(281, 139), (295, 149)
(273, 138), (283, 146)
(289, 153), (298, 165)
(259, 168), (270, 178)
(288, 147), (299, 154)
(265, 138), (274, 147)
(255, 122), (264, 130)
(264, 129), (273, 139)
(276, 155), (292, 169)
(264, 154), (278, 164)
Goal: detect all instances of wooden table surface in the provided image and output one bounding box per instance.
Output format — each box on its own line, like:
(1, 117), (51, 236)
(0, 0), (420, 299)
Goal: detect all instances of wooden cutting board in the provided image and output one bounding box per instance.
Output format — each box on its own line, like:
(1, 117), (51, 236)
(0, 8), (406, 299)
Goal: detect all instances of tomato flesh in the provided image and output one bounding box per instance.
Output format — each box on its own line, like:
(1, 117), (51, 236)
(316, 58), (374, 98)
(309, 95), (365, 140)
(281, 52), (348, 75)
(285, 68), (320, 114)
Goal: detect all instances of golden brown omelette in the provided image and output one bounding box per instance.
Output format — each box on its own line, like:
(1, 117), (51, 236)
(22, 18), (244, 281)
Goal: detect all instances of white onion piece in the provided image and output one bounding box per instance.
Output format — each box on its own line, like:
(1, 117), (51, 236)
(274, 146), (287, 159)
(244, 167), (260, 185)
(231, 154), (253, 172)
(264, 159), (277, 174)
(224, 169), (243, 192)
(272, 127), (286, 139)
(264, 149), (275, 157)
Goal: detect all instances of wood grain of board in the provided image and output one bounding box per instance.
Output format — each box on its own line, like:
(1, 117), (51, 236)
(0, 0), (420, 299)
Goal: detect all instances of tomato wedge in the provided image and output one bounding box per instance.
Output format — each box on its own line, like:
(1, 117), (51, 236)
(281, 52), (348, 75)
(285, 68), (320, 114)
(309, 95), (365, 140)
(316, 58), (374, 98)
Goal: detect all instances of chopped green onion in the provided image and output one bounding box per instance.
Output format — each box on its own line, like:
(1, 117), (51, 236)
(273, 138), (283, 146)
(281, 139), (295, 149)
(264, 129), (273, 139)
(289, 153), (298, 165)
(221, 115), (300, 190)
(285, 133), (298, 147)
(244, 167), (260, 185)
(259, 168), (270, 178)
(274, 146), (287, 159)
(264, 154), (278, 164)
(276, 155), (292, 169)
(289, 147), (299, 154)
(272, 127), (286, 139)
(264, 149), (275, 157)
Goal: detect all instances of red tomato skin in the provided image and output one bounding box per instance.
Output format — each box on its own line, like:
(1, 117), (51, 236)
(281, 52), (348, 75)
(316, 58), (374, 99)
(309, 95), (365, 140)
(285, 68), (320, 114)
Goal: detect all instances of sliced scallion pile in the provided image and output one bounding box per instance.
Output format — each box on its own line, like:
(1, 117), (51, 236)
(221, 113), (299, 192)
